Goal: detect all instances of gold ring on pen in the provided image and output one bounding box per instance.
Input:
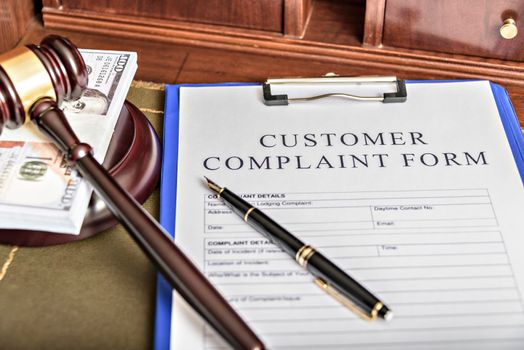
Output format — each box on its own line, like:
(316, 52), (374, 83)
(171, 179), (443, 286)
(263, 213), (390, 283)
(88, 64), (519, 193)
(370, 302), (384, 320)
(296, 245), (316, 268)
(244, 207), (255, 222)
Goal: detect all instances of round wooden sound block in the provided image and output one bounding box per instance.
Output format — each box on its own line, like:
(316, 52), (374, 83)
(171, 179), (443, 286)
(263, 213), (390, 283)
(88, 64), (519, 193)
(0, 101), (162, 246)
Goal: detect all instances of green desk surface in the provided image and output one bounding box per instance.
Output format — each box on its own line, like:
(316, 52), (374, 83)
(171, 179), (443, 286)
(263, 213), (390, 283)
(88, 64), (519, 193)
(0, 81), (165, 349)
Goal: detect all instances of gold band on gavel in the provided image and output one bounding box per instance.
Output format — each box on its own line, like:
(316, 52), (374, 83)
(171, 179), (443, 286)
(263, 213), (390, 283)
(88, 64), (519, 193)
(0, 47), (57, 119)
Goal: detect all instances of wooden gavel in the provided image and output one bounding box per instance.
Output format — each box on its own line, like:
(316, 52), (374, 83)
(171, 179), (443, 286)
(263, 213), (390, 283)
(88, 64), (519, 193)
(0, 36), (264, 350)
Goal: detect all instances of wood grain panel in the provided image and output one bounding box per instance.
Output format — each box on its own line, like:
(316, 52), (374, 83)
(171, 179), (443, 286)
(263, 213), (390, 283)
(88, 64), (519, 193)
(383, 0), (524, 61)
(0, 0), (34, 53)
(363, 0), (386, 46)
(176, 48), (395, 84)
(60, 0), (284, 32)
(303, 0), (363, 46)
(42, 0), (62, 7)
(284, 0), (313, 38)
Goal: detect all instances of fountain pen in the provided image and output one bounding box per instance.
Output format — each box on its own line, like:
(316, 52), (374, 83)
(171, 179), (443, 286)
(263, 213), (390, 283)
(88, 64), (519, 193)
(205, 177), (393, 321)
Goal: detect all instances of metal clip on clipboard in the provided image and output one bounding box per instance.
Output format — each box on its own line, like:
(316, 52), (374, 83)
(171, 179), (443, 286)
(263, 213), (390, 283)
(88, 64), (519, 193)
(262, 76), (407, 106)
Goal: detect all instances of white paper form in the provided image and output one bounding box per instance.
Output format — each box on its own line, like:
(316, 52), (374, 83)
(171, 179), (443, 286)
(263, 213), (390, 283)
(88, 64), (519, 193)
(170, 81), (524, 349)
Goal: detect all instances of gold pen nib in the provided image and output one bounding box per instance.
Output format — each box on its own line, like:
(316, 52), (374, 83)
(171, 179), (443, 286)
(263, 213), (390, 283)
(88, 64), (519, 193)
(204, 176), (223, 194)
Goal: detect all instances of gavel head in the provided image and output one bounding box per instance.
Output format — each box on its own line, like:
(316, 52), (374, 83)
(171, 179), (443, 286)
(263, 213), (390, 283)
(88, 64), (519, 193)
(0, 35), (88, 134)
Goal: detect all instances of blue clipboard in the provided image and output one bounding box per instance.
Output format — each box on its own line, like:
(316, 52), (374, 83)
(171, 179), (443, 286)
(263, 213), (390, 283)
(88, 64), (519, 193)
(154, 80), (524, 350)
(154, 83), (257, 350)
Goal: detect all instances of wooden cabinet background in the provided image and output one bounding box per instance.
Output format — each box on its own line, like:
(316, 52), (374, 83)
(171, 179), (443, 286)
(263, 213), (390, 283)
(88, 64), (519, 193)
(61, 0), (284, 32)
(0, 0), (34, 53)
(0, 0), (520, 89)
(40, 0), (524, 89)
(46, 0), (312, 38)
(382, 0), (524, 61)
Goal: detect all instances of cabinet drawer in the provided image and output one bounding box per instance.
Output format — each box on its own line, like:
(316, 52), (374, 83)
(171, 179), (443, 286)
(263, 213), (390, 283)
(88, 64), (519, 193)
(60, 0), (284, 33)
(383, 0), (524, 61)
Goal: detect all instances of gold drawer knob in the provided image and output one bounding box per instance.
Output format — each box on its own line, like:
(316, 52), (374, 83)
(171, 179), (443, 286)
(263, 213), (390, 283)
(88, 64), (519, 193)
(500, 18), (518, 39)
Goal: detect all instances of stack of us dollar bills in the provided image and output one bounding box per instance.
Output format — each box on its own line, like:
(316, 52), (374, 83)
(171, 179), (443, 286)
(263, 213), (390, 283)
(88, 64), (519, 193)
(0, 49), (137, 234)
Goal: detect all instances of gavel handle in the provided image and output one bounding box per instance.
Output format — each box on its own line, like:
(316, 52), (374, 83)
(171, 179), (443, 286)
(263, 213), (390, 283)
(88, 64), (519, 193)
(30, 98), (264, 350)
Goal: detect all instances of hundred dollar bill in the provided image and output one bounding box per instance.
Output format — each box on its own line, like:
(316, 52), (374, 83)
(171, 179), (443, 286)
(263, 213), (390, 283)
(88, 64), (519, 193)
(0, 141), (79, 209)
(62, 51), (131, 116)
(0, 49), (137, 234)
